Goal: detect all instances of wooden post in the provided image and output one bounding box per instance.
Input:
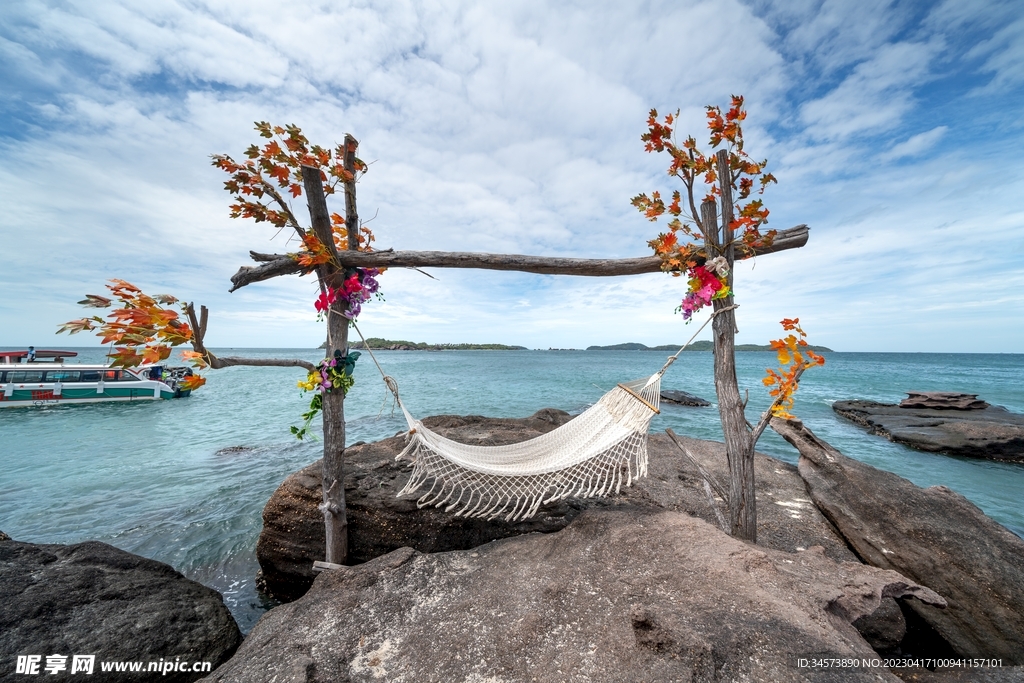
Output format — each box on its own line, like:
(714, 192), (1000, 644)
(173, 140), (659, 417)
(702, 195), (756, 542)
(342, 135), (360, 253)
(302, 164), (349, 565)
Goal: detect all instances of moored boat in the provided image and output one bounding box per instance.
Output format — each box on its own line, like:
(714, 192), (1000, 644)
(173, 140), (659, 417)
(0, 361), (195, 408)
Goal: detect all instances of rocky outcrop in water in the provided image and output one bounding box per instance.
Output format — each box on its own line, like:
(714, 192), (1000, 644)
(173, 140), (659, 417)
(773, 417), (1024, 664)
(0, 537), (242, 683)
(899, 392), (989, 410)
(659, 389), (711, 406)
(833, 398), (1024, 462)
(210, 509), (944, 683)
(256, 410), (856, 603)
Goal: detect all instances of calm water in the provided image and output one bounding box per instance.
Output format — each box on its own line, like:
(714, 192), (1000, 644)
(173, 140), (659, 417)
(2, 347), (1022, 631)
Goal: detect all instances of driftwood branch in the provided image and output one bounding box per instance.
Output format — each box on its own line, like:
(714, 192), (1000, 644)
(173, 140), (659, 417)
(183, 303), (316, 372)
(230, 255), (317, 290)
(228, 224), (809, 291)
(205, 356), (316, 371)
(665, 428), (729, 533)
(249, 252), (282, 262)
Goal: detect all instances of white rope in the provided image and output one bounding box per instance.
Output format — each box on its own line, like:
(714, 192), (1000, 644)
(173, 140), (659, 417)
(656, 303), (737, 377)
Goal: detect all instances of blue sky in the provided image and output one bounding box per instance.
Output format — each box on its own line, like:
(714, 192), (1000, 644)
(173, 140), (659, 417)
(1, 0), (1022, 352)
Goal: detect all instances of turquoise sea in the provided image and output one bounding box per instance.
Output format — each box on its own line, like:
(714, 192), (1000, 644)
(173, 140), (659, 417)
(2, 347), (1022, 632)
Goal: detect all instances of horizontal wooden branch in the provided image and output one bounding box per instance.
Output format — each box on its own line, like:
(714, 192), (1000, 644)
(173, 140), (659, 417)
(229, 224), (808, 291)
(207, 356), (316, 372)
(184, 303), (316, 372)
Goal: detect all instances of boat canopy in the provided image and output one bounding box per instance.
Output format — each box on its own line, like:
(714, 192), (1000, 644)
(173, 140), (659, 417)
(0, 350), (79, 364)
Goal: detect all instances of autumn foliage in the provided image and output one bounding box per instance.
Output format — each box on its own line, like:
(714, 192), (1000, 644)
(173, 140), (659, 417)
(634, 96), (777, 277)
(59, 123), (385, 404)
(635, 96), (823, 419)
(57, 279), (208, 390)
(211, 122), (376, 259)
(762, 318), (826, 419)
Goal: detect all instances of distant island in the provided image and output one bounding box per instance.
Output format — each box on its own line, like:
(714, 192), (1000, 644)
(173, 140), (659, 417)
(586, 341), (834, 352)
(322, 338), (527, 351)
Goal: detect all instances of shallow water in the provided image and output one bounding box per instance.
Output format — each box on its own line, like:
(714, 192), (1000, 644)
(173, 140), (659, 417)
(2, 347), (1021, 631)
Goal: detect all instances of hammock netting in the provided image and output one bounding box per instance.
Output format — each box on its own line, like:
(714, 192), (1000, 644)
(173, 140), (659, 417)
(394, 374), (663, 522)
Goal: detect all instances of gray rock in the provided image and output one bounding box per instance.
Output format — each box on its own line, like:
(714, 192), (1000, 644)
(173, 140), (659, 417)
(896, 667), (1024, 682)
(852, 597), (906, 653)
(773, 418), (1024, 664)
(0, 537), (242, 683)
(660, 389), (712, 406)
(209, 509), (943, 683)
(257, 409), (857, 603)
(833, 399), (1024, 462)
(899, 392), (989, 410)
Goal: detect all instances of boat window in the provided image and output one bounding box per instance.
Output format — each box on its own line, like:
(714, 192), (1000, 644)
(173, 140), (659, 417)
(81, 371), (101, 382)
(47, 370), (82, 382)
(7, 371), (45, 383)
(116, 370), (141, 382)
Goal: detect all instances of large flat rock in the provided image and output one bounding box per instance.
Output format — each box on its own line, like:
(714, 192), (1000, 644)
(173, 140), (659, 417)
(0, 537), (242, 683)
(773, 418), (1024, 664)
(257, 409), (856, 601)
(211, 509), (944, 683)
(833, 400), (1024, 462)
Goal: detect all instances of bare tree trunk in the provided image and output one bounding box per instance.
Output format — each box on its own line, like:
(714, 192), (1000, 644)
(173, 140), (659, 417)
(702, 186), (756, 542)
(303, 164), (349, 565)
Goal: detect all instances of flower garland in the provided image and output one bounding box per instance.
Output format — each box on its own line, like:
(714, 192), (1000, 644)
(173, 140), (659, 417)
(291, 353), (359, 440)
(678, 257), (731, 321)
(314, 268), (381, 321)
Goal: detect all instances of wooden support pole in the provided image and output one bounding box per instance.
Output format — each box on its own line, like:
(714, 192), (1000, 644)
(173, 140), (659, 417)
(342, 134), (360, 253)
(703, 198), (756, 543)
(302, 163), (349, 565)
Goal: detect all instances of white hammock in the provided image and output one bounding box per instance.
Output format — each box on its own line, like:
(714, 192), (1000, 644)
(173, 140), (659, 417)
(394, 375), (662, 521)
(350, 308), (727, 523)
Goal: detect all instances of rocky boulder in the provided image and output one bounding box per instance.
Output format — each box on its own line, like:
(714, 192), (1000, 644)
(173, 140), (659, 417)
(833, 399), (1024, 462)
(899, 392), (989, 410)
(209, 509), (944, 683)
(257, 409), (856, 602)
(0, 537), (242, 682)
(660, 389), (712, 406)
(773, 418), (1024, 664)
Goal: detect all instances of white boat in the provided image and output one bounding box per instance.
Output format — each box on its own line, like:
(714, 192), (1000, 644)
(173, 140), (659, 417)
(0, 353), (194, 408)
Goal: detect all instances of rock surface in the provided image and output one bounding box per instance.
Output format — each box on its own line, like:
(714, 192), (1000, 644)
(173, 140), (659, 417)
(257, 409), (856, 602)
(660, 389), (712, 406)
(773, 418), (1024, 664)
(0, 537), (242, 683)
(833, 399), (1024, 462)
(212, 509), (945, 683)
(896, 668), (1024, 682)
(899, 392), (989, 410)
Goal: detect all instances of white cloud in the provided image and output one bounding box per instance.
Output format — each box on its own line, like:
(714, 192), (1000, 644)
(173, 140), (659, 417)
(0, 0), (1022, 352)
(967, 15), (1024, 93)
(879, 126), (948, 160)
(799, 40), (940, 141)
